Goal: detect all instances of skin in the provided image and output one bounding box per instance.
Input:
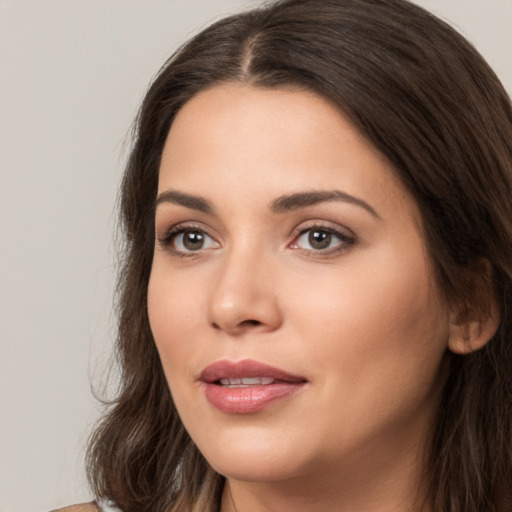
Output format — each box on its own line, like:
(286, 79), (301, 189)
(148, 84), (454, 512)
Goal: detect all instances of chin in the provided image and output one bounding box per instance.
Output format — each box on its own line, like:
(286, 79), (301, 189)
(193, 424), (314, 482)
(208, 453), (309, 483)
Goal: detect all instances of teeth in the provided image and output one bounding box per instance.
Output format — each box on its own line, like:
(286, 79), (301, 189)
(220, 378), (241, 385)
(219, 377), (275, 387)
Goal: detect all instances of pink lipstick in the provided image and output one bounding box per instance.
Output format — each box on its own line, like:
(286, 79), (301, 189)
(199, 359), (307, 414)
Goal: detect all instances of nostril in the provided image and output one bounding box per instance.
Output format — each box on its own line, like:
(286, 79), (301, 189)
(242, 319), (261, 327)
(210, 318), (262, 332)
(209, 318), (263, 333)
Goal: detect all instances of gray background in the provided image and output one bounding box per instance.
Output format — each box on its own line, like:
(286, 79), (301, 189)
(1, 1), (510, 511)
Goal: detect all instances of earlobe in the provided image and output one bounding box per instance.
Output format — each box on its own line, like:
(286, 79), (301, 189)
(448, 312), (500, 354)
(447, 259), (501, 355)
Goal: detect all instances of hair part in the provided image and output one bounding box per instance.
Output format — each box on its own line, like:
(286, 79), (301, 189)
(87, 1), (512, 511)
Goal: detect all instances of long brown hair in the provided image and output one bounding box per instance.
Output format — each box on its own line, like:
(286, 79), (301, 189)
(87, 1), (512, 510)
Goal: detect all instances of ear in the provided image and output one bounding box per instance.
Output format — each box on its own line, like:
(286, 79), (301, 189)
(448, 259), (501, 355)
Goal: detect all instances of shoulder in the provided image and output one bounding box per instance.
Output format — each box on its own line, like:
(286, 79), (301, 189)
(52, 503), (99, 512)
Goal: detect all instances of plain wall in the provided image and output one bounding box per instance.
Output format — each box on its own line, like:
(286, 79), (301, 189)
(0, 1), (510, 511)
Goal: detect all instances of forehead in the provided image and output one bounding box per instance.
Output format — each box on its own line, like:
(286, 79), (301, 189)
(158, 83), (419, 224)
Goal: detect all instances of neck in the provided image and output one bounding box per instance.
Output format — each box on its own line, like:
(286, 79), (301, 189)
(220, 431), (432, 512)
(222, 467), (430, 512)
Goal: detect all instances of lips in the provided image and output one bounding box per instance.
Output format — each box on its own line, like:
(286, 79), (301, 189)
(199, 359), (307, 414)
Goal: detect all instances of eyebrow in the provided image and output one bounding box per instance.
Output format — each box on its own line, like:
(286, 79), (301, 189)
(270, 190), (380, 218)
(155, 188), (379, 219)
(155, 190), (215, 214)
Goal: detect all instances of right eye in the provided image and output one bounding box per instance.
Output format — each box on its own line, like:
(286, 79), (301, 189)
(163, 227), (219, 254)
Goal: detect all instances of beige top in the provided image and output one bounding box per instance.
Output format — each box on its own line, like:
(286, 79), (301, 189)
(52, 504), (98, 512)
(52, 500), (122, 512)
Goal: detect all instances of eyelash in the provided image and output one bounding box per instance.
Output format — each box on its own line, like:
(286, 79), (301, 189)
(289, 223), (355, 256)
(157, 222), (356, 257)
(158, 223), (218, 256)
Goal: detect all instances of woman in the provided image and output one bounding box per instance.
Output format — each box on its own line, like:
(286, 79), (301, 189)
(57, 0), (512, 510)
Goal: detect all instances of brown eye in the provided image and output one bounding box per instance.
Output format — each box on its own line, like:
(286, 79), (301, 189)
(166, 227), (219, 253)
(290, 225), (355, 254)
(308, 230), (332, 249)
(182, 230), (205, 250)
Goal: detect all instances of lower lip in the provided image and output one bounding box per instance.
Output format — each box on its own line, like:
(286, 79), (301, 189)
(203, 382), (305, 414)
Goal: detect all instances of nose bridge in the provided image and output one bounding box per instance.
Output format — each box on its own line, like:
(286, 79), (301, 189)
(207, 238), (282, 334)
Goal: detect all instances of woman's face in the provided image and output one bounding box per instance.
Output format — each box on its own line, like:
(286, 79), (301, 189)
(148, 84), (450, 488)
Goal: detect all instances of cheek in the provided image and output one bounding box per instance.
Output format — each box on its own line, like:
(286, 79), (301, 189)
(147, 266), (204, 378)
(290, 240), (449, 394)
(277, 248), (449, 462)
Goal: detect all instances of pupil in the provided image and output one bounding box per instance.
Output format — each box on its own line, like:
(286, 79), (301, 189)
(184, 230), (204, 250)
(309, 230), (331, 249)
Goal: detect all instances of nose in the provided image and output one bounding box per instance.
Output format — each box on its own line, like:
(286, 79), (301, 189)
(207, 248), (283, 336)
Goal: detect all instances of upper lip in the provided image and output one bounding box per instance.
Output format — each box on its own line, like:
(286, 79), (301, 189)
(199, 359), (306, 383)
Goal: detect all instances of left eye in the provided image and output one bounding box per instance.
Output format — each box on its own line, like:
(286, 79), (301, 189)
(172, 229), (218, 252)
(291, 228), (353, 252)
